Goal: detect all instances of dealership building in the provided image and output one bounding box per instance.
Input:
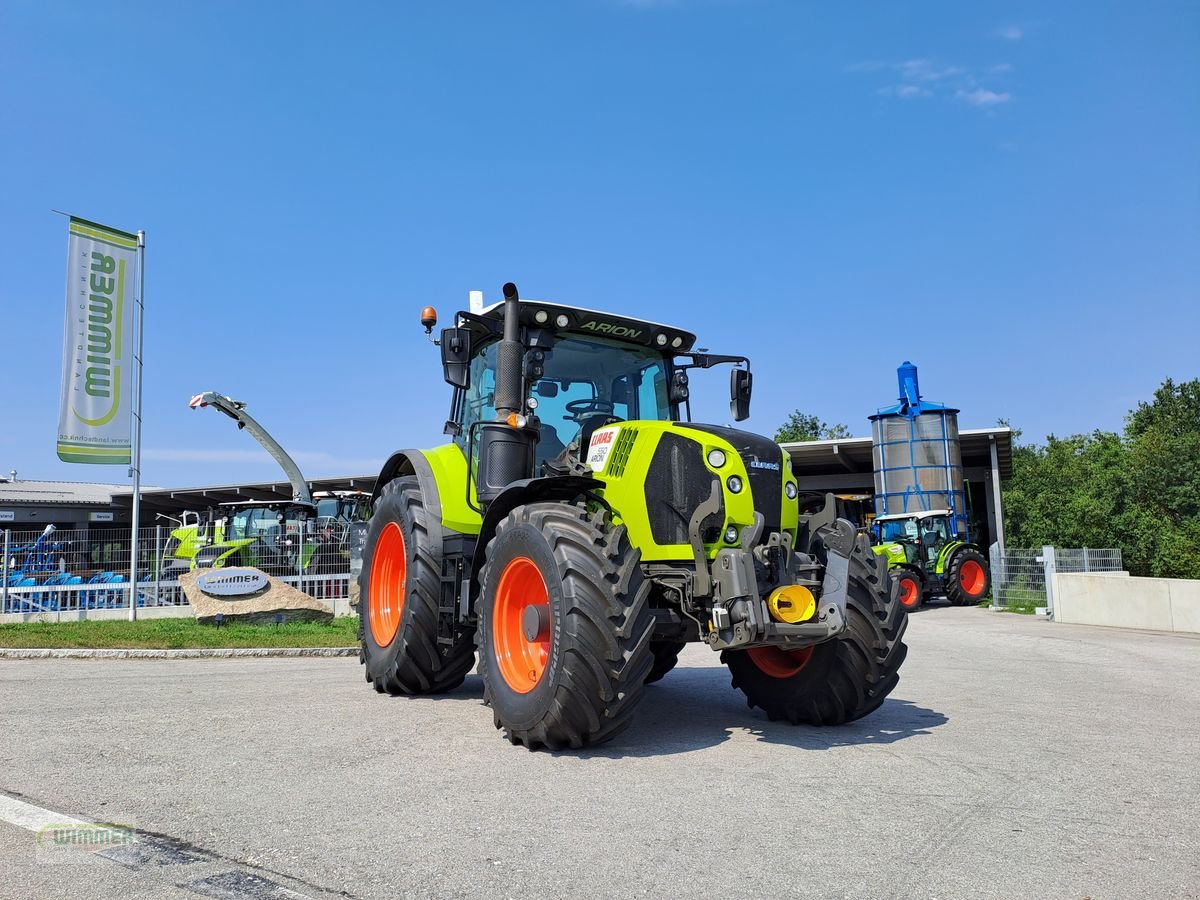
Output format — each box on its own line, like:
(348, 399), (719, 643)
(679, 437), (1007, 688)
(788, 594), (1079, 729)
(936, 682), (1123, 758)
(3, 426), (1012, 551)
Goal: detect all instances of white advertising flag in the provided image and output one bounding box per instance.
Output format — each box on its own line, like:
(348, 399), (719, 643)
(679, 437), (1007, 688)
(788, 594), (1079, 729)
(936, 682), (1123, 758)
(57, 217), (138, 464)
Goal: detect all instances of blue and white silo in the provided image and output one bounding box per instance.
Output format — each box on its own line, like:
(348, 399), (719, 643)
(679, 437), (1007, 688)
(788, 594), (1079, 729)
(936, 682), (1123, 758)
(869, 362), (968, 538)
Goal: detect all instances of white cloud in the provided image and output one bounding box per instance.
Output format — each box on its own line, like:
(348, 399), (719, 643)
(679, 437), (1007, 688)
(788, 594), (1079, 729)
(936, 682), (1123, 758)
(896, 59), (965, 83)
(956, 88), (1012, 107)
(996, 26), (1023, 40)
(879, 84), (932, 99)
(851, 56), (1015, 109)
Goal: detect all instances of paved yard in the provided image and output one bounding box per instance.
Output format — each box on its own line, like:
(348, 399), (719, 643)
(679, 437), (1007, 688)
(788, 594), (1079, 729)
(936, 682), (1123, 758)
(1, 607), (1197, 899)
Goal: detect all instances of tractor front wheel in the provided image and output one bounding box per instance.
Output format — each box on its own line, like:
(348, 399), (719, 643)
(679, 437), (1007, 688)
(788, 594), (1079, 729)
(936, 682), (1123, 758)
(359, 477), (476, 694)
(476, 502), (655, 750)
(723, 533), (907, 725)
(945, 547), (991, 606)
(895, 566), (924, 612)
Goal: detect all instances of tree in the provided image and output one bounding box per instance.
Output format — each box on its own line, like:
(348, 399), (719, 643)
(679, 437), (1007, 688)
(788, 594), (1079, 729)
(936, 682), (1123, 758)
(774, 410), (853, 443)
(1003, 378), (1200, 579)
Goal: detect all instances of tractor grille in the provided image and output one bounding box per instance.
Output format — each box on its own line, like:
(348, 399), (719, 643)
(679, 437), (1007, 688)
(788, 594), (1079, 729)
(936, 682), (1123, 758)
(608, 427), (639, 478)
(677, 424), (784, 536)
(644, 433), (722, 546)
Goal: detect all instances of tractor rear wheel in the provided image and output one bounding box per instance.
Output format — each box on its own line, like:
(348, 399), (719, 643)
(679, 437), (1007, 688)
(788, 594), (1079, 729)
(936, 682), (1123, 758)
(645, 640), (687, 685)
(476, 502), (655, 750)
(895, 567), (924, 612)
(723, 533), (907, 725)
(359, 477), (476, 694)
(945, 547), (991, 606)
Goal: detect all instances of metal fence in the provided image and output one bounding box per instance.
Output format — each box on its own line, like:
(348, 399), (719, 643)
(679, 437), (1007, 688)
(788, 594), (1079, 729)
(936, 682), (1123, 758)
(991, 546), (1124, 609)
(2, 525), (352, 616)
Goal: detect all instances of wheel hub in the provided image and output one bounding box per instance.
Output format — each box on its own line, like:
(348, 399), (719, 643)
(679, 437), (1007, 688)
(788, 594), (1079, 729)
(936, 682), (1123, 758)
(492, 556), (551, 693)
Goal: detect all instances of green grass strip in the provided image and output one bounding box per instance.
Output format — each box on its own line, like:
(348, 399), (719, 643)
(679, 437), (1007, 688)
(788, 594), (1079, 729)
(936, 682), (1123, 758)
(0, 616), (361, 649)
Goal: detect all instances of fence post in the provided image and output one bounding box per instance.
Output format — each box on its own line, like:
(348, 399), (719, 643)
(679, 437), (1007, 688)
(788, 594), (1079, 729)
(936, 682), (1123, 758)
(2, 529), (8, 613)
(154, 525), (162, 607)
(1041, 545), (1057, 616)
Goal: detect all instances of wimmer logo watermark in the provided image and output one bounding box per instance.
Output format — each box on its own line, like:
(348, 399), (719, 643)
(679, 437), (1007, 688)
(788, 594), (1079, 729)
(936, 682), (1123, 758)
(36, 823), (134, 864)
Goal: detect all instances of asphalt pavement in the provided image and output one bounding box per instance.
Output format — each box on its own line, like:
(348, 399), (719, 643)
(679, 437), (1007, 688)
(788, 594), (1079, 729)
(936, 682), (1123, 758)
(1, 606), (1198, 899)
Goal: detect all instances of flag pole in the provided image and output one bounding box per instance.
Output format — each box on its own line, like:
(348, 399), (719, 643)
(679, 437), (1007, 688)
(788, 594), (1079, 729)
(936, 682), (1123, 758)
(127, 230), (146, 621)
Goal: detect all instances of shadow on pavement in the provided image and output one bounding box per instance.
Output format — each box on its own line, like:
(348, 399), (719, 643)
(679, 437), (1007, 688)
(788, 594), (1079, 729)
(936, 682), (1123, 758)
(367, 666), (946, 758)
(585, 664), (948, 759)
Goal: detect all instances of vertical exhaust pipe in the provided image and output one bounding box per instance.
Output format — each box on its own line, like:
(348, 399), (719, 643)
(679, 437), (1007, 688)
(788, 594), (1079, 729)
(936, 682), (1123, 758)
(475, 281), (536, 504)
(494, 282), (524, 418)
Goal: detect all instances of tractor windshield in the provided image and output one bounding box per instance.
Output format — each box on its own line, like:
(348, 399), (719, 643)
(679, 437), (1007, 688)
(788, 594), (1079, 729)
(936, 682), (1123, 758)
(879, 518), (919, 542)
(460, 334), (671, 465)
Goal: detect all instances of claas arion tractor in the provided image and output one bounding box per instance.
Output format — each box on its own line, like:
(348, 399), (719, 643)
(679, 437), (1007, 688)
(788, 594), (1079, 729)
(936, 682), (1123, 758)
(359, 283), (907, 749)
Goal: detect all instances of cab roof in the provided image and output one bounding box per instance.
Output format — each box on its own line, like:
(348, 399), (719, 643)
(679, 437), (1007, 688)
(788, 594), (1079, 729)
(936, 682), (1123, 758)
(465, 299), (698, 353)
(874, 509), (951, 522)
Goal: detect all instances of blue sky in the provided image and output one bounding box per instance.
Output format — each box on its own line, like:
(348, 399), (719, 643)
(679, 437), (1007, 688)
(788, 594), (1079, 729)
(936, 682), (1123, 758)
(1, 1), (1196, 488)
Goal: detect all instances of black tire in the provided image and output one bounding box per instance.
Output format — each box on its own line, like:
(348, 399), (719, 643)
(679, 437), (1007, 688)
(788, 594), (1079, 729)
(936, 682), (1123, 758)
(476, 502), (655, 750)
(359, 477), (476, 695)
(644, 640), (687, 685)
(722, 534), (908, 725)
(945, 547), (991, 606)
(894, 566), (924, 612)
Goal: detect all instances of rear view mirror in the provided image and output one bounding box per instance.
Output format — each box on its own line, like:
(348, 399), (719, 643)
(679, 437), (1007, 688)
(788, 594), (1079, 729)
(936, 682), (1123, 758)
(441, 327), (471, 389)
(730, 368), (752, 421)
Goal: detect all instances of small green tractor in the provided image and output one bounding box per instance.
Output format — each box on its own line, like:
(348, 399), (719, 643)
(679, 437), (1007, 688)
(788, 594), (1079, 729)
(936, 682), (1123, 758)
(358, 283), (908, 749)
(871, 510), (991, 611)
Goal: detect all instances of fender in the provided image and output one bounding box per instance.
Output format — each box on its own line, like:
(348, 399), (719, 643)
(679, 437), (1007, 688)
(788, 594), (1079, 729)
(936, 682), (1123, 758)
(467, 474), (603, 603)
(372, 450), (444, 526)
(939, 540), (982, 575)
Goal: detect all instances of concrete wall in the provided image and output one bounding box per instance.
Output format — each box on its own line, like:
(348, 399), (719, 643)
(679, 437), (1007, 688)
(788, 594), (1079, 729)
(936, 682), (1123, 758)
(1053, 572), (1200, 634)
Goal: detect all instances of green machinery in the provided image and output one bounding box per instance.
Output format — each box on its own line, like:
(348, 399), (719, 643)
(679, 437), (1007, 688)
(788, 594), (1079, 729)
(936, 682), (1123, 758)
(872, 510), (990, 610)
(161, 393), (370, 577)
(358, 283), (908, 749)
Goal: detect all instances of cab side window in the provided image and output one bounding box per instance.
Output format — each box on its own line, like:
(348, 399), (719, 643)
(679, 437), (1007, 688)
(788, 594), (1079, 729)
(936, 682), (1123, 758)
(456, 343), (498, 449)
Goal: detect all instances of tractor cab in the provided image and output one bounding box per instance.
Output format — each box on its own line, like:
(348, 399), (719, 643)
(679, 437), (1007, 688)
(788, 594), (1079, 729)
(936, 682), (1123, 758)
(196, 500), (316, 575)
(437, 297), (755, 487)
(874, 510), (954, 567)
(312, 490), (372, 539)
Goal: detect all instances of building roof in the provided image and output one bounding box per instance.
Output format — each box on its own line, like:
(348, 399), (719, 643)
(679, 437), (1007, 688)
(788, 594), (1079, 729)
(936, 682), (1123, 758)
(0, 479), (145, 506)
(780, 426), (1013, 479)
(110, 474), (377, 516)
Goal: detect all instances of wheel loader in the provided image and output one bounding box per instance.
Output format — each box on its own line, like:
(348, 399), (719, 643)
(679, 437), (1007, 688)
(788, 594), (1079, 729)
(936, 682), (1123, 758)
(359, 283), (908, 749)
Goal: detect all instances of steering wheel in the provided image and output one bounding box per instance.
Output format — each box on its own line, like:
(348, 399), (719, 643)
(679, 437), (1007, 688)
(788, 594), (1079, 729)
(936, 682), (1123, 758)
(565, 398), (616, 418)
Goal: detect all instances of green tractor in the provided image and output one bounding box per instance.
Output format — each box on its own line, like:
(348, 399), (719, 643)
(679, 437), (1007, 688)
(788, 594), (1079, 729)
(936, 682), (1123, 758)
(162, 501), (319, 576)
(871, 510), (991, 611)
(359, 283), (908, 749)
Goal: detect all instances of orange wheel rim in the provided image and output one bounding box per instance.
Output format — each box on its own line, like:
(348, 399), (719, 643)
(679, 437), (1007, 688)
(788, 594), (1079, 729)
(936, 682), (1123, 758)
(493, 556), (551, 694)
(959, 560), (987, 596)
(899, 576), (920, 608)
(368, 522), (406, 647)
(747, 645), (814, 679)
